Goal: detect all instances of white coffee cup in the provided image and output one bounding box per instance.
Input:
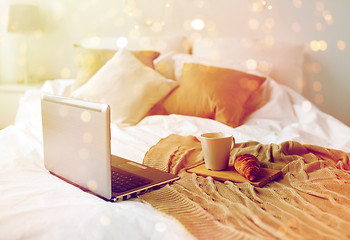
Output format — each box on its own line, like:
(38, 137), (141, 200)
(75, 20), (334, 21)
(200, 132), (234, 171)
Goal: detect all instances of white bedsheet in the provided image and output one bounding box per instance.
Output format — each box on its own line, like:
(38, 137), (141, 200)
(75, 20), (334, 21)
(1, 78), (349, 239)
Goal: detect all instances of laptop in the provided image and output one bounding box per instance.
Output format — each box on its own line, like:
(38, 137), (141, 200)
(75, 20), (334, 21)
(41, 94), (179, 202)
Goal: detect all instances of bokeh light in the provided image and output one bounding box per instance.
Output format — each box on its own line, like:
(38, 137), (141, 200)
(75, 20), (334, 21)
(246, 59), (258, 70)
(302, 101), (312, 112)
(293, 0), (302, 8)
(312, 81), (322, 92)
(314, 93), (324, 105)
(337, 40), (346, 51)
(310, 40), (327, 52)
(155, 221), (167, 232)
(81, 111), (91, 123)
(323, 11), (333, 25)
(191, 18), (205, 31)
(87, 179), (98, 191)
(116, 37), (128, 48)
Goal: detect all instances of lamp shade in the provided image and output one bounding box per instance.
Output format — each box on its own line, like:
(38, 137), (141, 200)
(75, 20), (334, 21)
(7, 4), (42, 33)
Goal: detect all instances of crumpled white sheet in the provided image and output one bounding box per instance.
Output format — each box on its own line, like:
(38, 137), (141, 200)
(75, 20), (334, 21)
(1, 78), (349, 240)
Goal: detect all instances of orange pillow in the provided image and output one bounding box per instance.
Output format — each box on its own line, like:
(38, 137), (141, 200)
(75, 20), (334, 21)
(159, 63), (266, 127)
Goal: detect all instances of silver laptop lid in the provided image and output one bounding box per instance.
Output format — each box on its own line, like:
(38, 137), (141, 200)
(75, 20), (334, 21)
(41, 94), (112, 199)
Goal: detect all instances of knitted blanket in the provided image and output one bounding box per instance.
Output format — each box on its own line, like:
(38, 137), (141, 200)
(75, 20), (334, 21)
(138, 134), (350, 240)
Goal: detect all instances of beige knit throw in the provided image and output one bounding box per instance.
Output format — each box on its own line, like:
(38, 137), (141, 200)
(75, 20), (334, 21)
(138, 134), (350, 240)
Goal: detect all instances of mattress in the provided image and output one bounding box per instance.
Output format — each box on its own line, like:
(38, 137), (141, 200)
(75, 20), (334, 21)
(0, 78), (349, 239)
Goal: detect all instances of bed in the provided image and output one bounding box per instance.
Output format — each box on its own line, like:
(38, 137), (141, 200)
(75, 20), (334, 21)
(1, 36), (350, 240)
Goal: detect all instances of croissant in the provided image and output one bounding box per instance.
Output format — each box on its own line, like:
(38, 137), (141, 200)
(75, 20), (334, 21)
(234, 154), (260, 181)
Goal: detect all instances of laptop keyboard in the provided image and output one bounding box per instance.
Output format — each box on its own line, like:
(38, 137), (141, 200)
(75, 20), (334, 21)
(111, 169), (151, 193)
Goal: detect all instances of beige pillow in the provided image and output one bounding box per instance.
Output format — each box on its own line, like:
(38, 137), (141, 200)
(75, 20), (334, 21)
(73, 44), (160, 88)
(71, 48), (177, 126)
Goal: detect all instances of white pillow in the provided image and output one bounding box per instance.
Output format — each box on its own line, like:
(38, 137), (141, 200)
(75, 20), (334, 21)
(172, 53), (268, 81)
(71, 48), (178, 125)
(192, 38), (304, 93)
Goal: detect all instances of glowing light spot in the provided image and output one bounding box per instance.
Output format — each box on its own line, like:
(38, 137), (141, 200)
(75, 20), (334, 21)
(293, 0), (302, 8)
(248, 18), (260, 30)
(87, 179), (98, 191)
(247, 79), (259, 91)
(79, 148), (90, 160)
(258, 61), (270, 74)
(59, 106), (69, 117)
(60, 68), (71, 78)
(116, 37), (128, 48)
(83, 132), (93, 144)
(302, 101), (312, 112)
(100, 215), (111, 226)
(240, 78), (259, 91)
(310, 41), (319, 51)
(315, 94), (324, 105)
(250, 0), (268, 12)
(310, 40), (327, 52)
(246, 59), (257, 70)
(292, 23), (301, 33)
(311, 63), (322, 73)
(155, 62), (169, 74)
(155, 222), (167, 232)
(314, 22), (324, 31)
(337, 40), (346, 51)
(323, 11), (333, 25)
(191, 18), (205, 31)
(151, 21), (164, 32)
(312, 81), (322, 92)
(81, 111), (91, 122)
(316, 2), (324, 12)
(319, 40), (327, 51)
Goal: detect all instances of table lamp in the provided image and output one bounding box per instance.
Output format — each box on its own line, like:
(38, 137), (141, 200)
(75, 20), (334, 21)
(7, 4), (42, 84)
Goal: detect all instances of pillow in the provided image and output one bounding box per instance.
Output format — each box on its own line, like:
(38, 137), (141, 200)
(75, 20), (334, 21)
(154, 62), (266, 127)
(73, 44), (160, 88)
(172, 53), (269, 81)
(192, 38), (304, 93)
(80, 36), (190, 80)
(71, 48), (178, 126)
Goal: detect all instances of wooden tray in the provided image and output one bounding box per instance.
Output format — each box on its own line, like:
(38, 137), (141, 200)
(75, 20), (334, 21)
(187, 164), (282, 187)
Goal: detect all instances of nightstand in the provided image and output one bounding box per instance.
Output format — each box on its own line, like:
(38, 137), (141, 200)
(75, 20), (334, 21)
(0, 83), (42, 129)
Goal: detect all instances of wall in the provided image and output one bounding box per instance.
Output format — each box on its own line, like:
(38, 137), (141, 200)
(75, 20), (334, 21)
(0, 0), (349, 126)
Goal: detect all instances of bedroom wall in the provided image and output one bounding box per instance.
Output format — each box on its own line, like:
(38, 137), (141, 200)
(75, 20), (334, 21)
(0, 0), (349, 126)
